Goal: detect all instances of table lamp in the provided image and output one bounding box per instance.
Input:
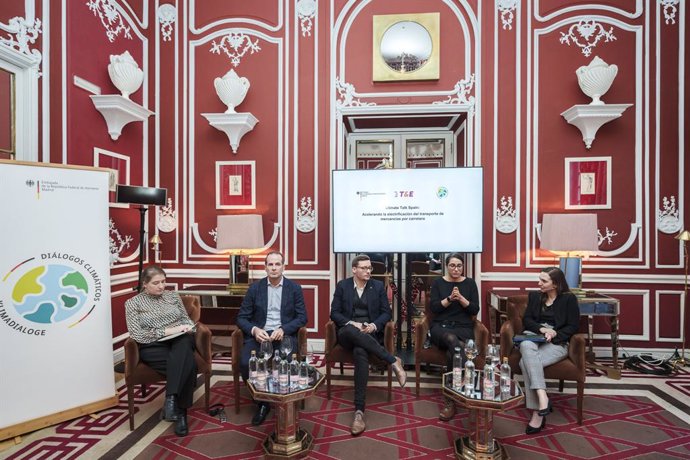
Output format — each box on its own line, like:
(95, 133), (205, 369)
(540, 213), (599, 290)
(150, 234), (162, 263)
(674, 229), (690, 366)
(216, 214), (265, 294)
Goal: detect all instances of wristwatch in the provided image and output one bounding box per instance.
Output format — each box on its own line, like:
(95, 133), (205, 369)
(446, 296), (452, 303)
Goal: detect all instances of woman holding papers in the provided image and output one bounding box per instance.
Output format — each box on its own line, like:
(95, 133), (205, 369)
(428, 253), (480, 421)
(520, 266), (580, 434)
(125, 265), (197, 437)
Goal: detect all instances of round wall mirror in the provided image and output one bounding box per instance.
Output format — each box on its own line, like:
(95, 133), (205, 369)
(380, 21), (432, 73)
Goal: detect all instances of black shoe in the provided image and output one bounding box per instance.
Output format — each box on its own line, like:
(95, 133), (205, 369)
(251, 403), (270, 426)
(525, 417), (546, 435)
(174, 409), (188, 437)
(537, 401), (553, 417)
(163, 395), (179, 421)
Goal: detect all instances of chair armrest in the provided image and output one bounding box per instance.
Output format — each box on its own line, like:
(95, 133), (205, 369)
(499, 320), (515, 361)
(569, 333), (587, 378)
(124, 338), (139, 377)
(298, 326), (308, 358)
(474, 320), (489, 368)
(414, 317), (430, 352)
(194, 323), (213, 363)
(325, 321), (337, 353)
(231, 328), (244, 376)
(383, 321), (395, 353)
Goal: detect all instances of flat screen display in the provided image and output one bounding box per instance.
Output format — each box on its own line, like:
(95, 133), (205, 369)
(332, 167), (483, 253)
(115, 185), (167, 206)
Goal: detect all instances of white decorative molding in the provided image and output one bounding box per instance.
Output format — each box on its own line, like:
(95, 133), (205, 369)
(86, 0), (133, 42)
(335, 77), (375, 108)
(598, 227), (618, 246)
(495, 196), (518, 234)
(658, 196), (681, 234)
(433, 74), (476, 107)
(201, 112), (259, 153)
(497, 0), (519, 30)
(559, 20), (616, 57)
(661, 0), (680, 25)
(109, 218), (133, 266)
(297, 0), (317, 37)
(73, 75), (101, 95)
(210, 32), (261, 67)
(157, 3), (176, 42)
(560, 104), (632, 149)
(157, 198), (177, 233)
(90, 94), (155, 140)
(0, 16), (42, 60)
(296, 196), (316, 233)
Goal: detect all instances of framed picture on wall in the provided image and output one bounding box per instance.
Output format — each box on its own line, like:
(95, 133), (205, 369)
(93, 147), (130, 207)
(216, 161), (255, 209)
(564, 156), (611, 209)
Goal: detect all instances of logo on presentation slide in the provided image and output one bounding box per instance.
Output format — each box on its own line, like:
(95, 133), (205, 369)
(437, 186), (448, 198)
(0, 254), (103, 337)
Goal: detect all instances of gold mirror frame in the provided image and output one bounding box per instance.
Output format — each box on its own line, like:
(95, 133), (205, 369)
(0, 68), (16, 158)
(372, 13), (440, 82)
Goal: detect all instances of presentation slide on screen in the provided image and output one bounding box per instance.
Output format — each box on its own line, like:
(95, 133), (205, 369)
(332, 168), (483, 253)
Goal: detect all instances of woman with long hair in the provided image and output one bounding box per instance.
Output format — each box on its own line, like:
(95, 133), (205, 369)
(520, 266), (580, 434)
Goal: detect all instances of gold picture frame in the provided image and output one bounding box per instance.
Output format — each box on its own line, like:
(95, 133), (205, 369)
(372, 12), (440, 82)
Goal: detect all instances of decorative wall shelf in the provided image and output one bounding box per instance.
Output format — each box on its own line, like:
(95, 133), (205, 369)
(90, 95), (154, 140)
(560, 103), (632, 149)
(202, 112), (258, 153)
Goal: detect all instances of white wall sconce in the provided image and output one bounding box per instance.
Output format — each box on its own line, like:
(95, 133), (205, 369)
(91, 51), (153, 140)
(561, 56), (631, 149)
(202, 69), (258, 153)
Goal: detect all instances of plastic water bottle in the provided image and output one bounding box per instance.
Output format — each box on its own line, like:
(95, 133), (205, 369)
(278, 358), (289, 393)
(272, 350), (281, 381)
(452, 347), (463, 390)
(483, 362), (495, 400)
(290, 353), (300, 389)
(299, 356), (309, 389)
(463, 359), (475, 397)
(256, 353), (267, 390)
(248, 350), (258, 383)
(500, 357), (512, 397)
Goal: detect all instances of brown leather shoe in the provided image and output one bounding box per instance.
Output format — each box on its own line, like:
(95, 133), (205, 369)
(439, 400), (456, 421)
(351, 410), (366, 436)
(391, 357), (407, 388)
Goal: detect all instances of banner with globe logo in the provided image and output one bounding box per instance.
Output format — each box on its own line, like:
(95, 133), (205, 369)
(0, 161), (116, 438)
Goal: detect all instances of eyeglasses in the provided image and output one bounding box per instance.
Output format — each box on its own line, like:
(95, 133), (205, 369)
(448, 263), (463, 269)
(357, 266), (373, 271)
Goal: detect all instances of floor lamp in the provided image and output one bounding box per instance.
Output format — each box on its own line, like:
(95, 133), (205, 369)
(540, 213), (599, 290)
(675, 229), (690, 366)
(216, 214), (265, 295)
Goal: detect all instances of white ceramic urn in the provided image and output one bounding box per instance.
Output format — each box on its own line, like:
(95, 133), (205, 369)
(107, 51), (144, 99)
(214, 69), (250, 114)
(576, 56), (618, 105)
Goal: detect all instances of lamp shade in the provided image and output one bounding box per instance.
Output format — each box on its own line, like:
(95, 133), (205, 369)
(216, 214), (265, 253)
(675, 229), (690, 241)
(541, 213), (599, 252)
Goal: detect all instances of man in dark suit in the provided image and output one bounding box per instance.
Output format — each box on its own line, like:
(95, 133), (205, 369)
(237, 251), (307, 425)
(330, 254), (406, 436)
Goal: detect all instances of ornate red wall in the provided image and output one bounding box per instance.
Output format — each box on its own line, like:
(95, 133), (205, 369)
(0, 0), (686, 354)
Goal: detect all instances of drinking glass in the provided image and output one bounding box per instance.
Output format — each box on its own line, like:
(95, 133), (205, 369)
(307, 345), (315, 365)
(280, 336), (293, 361)
(488, 344), (500, 368)
(464, 339), (477, 362)
(260, 340), (273, 360)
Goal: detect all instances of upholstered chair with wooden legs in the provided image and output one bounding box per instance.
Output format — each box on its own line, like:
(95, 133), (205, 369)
(324, 320), (396, 401)
(499, 294), (587, 424)
(124, 295), (212, 430)
(414, 298), (489, 397)
(231, 326), (308, 414)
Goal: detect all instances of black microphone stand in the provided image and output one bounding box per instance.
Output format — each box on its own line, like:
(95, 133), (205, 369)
(135, 206), (148, 292)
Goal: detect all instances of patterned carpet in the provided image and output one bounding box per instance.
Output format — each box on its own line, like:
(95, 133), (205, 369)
(3, 356), (690, 459)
